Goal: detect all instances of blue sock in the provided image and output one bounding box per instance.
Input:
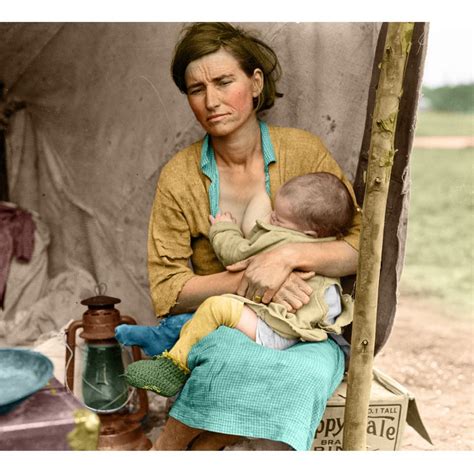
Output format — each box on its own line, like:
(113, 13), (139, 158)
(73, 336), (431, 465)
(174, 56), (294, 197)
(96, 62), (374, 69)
(115, 313), (194, 357)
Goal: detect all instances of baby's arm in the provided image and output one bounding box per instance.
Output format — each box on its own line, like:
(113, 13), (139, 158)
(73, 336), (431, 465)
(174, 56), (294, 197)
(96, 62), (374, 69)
(209, 213), (257, 267)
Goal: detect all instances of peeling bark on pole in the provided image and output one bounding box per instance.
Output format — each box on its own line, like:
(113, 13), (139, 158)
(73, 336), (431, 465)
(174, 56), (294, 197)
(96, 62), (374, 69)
(342, 22), (415, 451)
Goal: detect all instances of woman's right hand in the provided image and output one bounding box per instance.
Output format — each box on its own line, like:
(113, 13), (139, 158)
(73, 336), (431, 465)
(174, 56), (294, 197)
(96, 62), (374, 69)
(271, 271), (315, 313)
(228, 252), (314, 313)
(227, 246), (315, 311)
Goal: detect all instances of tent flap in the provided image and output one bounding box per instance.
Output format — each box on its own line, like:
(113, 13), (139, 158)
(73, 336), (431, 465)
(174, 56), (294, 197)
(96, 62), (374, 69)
(0, 23), (426, 350)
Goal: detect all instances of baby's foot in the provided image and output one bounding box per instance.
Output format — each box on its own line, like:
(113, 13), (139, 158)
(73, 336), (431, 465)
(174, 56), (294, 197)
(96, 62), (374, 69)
(124, 352), (190, 397)
(115, 314), (194, 357)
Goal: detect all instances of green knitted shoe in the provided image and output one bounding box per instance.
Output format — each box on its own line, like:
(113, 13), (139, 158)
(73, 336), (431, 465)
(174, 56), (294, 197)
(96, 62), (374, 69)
(124, 353), (189, 397)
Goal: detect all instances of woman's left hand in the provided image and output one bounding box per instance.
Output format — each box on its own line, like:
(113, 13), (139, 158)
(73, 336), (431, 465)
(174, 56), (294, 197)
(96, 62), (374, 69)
(271, 271), (315, 312)
(226, 247), (313, 309)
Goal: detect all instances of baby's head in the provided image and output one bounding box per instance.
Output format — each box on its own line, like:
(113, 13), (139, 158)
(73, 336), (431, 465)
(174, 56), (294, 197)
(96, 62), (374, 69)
(270, 172), (354, 238)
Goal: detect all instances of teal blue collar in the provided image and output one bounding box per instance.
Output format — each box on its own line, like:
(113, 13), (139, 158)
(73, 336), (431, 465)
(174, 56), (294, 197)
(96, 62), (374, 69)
(201, 121), (276, 217)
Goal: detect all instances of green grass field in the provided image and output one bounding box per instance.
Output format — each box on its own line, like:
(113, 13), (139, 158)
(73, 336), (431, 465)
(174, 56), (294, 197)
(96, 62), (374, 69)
(414, 110), (474, 136)
(399, 111), (473, 316)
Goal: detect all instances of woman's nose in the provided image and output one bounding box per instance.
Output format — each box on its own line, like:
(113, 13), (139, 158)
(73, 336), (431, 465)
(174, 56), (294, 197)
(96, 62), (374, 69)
(205, 87), (220, 110)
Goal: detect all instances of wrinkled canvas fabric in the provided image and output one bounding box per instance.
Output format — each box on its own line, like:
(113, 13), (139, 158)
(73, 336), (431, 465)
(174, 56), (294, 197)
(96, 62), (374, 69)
(0, 207), (97, 345)
(1, 23), (381, 327)
(0, 266), (97, 346)
(0, 210), (48, 321)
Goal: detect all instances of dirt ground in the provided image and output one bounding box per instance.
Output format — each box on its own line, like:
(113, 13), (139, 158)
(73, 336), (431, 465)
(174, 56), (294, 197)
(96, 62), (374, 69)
(141, 293), (473, 451)
(413, 136), (474, 149)
(374, 295), (473, 451)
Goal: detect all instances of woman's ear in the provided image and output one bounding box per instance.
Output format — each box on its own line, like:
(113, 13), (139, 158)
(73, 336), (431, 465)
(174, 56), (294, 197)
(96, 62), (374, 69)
(252, 69), (264, 97)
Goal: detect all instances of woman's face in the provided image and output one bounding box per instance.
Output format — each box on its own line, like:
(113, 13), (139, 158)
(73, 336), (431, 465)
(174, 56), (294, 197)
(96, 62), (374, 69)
(184, 48), (263, 137)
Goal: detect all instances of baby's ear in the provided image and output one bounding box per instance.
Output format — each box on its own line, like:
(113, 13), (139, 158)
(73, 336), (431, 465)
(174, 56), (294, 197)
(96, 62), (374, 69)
(303, 230), (318, 238)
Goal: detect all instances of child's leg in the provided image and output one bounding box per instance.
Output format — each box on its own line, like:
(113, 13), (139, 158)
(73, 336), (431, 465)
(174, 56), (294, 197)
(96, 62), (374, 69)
(234, 304), (258, 341)
(168, 296), (255, 370)
(124, 296), (254, 397)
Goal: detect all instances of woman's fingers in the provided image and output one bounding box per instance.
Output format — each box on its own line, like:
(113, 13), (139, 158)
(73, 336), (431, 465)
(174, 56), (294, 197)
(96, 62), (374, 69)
(233, 260), (315, 312)
(231, 250), (294, 302)
(272, 288), (306, 312)
(226, 258), (251, 272)
(244, 278), (262, 301)
(291, 271), (315, 295)
(273, 287), (307, 311)
(272, 272), (314, 312)
(236, 273), (250, 297)
(294, 271), (316, 283)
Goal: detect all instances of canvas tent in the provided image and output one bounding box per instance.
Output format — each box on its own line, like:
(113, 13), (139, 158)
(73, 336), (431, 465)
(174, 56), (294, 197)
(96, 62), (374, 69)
(0, 22), (427, 354)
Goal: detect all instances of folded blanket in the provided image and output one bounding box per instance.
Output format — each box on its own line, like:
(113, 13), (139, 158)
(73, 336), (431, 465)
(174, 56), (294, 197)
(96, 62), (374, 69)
(169, 326), (344, 451)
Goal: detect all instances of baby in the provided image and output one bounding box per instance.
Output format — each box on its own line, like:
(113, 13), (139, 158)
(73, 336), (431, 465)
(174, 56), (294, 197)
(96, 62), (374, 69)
(125, 172), (355, 396)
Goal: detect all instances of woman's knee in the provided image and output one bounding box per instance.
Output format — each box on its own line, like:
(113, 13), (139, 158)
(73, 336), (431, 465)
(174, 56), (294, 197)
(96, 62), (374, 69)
(154, 417), (204, 450)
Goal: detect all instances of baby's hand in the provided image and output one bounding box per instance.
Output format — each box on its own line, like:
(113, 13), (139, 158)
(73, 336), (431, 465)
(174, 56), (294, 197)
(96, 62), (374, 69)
(209, 211), (236, 225)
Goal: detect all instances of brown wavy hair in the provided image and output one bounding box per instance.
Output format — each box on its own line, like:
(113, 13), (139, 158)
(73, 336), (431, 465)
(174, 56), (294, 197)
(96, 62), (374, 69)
(171, 22), (283, 113)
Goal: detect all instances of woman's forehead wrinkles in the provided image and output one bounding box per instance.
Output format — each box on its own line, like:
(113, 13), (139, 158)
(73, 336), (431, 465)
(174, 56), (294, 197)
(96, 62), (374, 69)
(187, 62), (232, 81)
(185, 51), (241, 85)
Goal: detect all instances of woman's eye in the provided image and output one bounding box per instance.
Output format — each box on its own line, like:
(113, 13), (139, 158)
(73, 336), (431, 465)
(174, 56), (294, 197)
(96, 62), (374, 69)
(188, 88), (203, 95)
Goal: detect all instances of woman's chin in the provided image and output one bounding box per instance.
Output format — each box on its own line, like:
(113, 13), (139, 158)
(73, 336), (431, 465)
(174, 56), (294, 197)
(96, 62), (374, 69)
(202, 115), (256, 138)
(204, 122), (233, 137)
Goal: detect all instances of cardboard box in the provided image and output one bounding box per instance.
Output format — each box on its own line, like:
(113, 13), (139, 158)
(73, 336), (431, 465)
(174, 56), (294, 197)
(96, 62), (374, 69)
(0, 377), (99, 450)
(312, 368), (431, 451)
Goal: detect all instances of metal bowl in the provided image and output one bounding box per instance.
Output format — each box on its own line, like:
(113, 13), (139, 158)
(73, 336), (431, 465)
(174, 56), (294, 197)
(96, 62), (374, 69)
(0, 349), (53, 414)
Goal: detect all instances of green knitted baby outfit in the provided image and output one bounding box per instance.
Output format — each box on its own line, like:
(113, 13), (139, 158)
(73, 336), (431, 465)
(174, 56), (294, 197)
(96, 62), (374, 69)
(124, 352), (189, 397)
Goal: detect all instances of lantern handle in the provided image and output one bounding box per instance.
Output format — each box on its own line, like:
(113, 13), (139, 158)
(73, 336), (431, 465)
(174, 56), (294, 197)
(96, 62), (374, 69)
(65, 320), (84, 393)
(119, 315), (137, 325)
(95, 282), (107, 296)
(118, 315), (149, 422)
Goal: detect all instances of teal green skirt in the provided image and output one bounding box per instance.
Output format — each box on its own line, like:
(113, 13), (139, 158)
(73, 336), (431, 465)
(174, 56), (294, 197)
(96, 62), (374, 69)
(169, 327), (344, 451)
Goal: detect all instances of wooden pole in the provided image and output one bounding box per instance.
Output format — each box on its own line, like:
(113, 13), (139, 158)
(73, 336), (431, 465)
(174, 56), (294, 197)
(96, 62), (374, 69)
(342, 22), (415, 451)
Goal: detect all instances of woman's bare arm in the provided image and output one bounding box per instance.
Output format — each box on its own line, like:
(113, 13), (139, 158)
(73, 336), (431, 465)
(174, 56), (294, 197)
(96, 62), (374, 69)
(170, 241), (357, 315)
(227, 240), (358, 304)
(169, 270), (243, 314)
(285, 240), (358, 276)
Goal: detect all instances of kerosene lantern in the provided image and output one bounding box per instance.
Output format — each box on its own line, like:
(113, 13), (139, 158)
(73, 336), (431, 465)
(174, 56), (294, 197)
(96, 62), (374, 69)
(65, 295), (152, 450)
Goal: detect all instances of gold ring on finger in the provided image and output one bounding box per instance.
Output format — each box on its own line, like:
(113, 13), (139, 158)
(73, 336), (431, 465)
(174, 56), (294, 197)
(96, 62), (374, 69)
(253, 295), (262, 303)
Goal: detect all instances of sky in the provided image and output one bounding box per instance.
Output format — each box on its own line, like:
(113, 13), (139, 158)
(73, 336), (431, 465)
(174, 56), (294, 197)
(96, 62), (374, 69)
(422, 22), (474, 87)
(4, 0), (474, 89)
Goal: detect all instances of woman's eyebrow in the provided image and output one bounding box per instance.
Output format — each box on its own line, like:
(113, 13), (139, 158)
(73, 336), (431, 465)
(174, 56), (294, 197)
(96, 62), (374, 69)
(212, 74), (235, 82)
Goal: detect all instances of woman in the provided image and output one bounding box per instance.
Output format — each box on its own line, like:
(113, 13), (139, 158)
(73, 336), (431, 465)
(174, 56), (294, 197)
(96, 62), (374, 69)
(119, 22), (361, 450)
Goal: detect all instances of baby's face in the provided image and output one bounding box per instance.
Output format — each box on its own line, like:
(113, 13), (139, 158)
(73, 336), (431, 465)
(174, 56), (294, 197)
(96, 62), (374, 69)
(270, 193), (305, 232)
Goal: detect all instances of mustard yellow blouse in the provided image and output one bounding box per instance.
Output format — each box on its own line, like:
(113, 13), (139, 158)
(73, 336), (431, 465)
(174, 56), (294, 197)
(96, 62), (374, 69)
(148, 124), (361, 317)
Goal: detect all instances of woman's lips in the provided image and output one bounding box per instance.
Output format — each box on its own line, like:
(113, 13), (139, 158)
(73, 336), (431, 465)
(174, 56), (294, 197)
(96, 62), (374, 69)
(207, 114), (227, 122)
